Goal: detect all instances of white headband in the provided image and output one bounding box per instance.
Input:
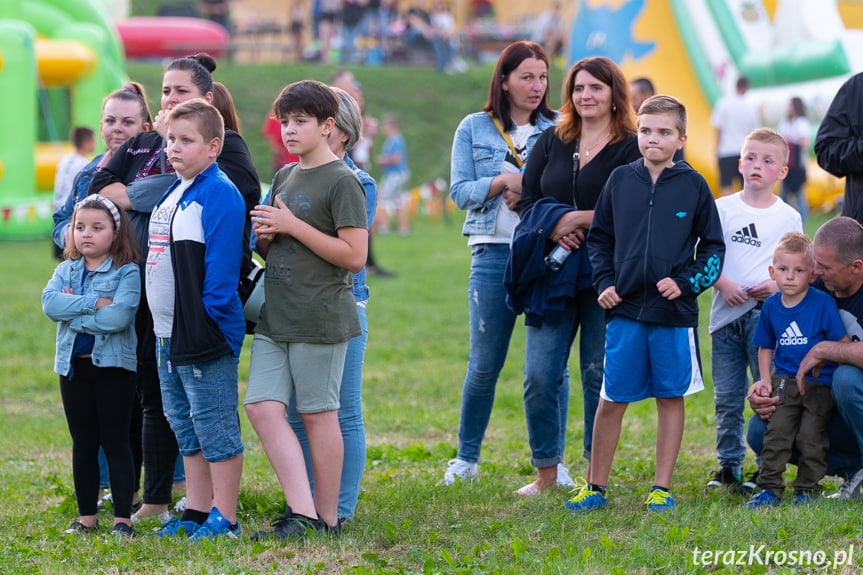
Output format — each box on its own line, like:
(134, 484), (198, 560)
(78, 194), (122, 229)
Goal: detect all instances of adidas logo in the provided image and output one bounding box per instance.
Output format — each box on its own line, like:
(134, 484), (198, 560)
(779, 321), (808, 346)
(730, 223), (761, 247)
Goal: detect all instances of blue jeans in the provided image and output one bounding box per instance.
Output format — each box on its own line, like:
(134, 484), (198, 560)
(781, 182), (807, 224)
(287, 304), (367, 521)
(523, 288), (604, 467)
(456, 243), (517, 463)
(157, 339), (243, 462)
(341, 24), (362, 64)
(711, 309), (761, 474)
(746, 364), (863, 479)
(432, 37), (453, 71)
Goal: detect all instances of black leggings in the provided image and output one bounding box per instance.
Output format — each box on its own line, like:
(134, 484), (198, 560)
(136, 300), (179, 504)
(60, 358), (136, 518)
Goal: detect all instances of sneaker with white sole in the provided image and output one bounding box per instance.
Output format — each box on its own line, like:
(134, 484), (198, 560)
(827, 468), (863, 500)
(556, 463), (577, 489)
(442, 458), (478, 485)
(132, 510), (172, 525)
(733, 470), (759, 496)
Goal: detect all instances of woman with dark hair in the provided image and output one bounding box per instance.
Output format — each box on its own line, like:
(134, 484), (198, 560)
(512, 56), (640, 495)
(443, 41), (558, 485)
(213, 81), (241, 134)
(778, 96), (811, 223)
(90, 53), (259, 526)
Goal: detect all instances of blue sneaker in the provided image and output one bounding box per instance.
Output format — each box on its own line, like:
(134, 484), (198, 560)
(187, 507), (241, 541)
(645, 488), (675, 512)
(794, 490), (815, 506)
(747, 489), (781, 509)
(155, 517), (200, 538)
(563, 478), (607, 512)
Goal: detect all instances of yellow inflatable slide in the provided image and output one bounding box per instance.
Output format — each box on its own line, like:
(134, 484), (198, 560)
(568, 0), (863, 210)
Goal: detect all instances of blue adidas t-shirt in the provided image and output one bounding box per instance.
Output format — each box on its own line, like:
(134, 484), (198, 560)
(752, 286), (847, 385)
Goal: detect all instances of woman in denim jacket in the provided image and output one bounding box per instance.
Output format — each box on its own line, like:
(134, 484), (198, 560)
(442, 41), (557, 486)
(43, 196), (141, 536)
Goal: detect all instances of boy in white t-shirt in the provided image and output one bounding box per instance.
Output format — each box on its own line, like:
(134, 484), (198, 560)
(706, 128), (803, 493)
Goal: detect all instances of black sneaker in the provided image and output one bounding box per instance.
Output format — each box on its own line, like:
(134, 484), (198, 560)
(733, 470), (759, 496)
(64, 520), (98, 535)
(705, 468), (742, 490)
(110, 522), (134, 537)
(250, 507), (325, 541)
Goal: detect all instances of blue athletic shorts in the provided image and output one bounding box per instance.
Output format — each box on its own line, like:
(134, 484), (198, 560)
(602, 316), (705, 402)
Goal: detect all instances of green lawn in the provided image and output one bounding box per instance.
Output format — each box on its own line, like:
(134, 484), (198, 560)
(1, 59), (857, 574)
(3, 204), (861, 573)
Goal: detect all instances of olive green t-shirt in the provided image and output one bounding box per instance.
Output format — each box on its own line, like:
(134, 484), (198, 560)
(256, 160), (367, 343)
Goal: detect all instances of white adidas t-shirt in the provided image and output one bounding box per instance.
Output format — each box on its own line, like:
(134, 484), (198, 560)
(709, 191), (803, 333)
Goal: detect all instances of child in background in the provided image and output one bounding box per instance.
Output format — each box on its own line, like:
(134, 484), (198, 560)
(573, 95), (725, 512)
(706, 128), (802, 493)
(53, 126), (97, 258)
(746, 232), (848, 508)
(375, 114), (410, 236)
(54, 126), (96, 210)
(148, 99), (246, 540)
(245, 80), (367, 539)
(42, 195), (140, 537)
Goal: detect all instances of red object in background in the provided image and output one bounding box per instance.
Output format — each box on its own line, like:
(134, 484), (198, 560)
(116, 17), (229, 59)
(262, 115), (299, 171)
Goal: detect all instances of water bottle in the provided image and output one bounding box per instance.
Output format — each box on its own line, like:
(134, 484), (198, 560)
(544, 245), (571, 271)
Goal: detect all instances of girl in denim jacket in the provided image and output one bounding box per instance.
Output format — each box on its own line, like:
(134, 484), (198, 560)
(42, 196), (140, 537)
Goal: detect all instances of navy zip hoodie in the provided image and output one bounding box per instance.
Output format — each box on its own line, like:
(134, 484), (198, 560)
(587, 159), (725, 327)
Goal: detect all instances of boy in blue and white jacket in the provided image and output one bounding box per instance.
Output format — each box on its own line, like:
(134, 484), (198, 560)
(146, 99), (245, 540)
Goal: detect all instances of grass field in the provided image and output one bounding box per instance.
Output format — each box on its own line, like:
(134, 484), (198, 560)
(2, 60), (860, 573)
(3, 205), (862, 573)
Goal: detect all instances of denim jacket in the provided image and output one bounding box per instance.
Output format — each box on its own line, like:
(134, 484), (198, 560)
(43, 256), (140, 376)
(449, 111), (556, 236)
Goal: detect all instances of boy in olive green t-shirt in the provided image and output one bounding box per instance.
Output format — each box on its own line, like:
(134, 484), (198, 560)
(245, 80), (368, 539)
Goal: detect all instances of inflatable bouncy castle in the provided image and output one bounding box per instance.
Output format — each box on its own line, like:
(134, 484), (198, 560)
(567, 0), (863, 209)
(0, 0), (125, 240)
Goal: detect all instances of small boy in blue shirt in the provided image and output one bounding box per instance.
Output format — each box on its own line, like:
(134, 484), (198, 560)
(746, 231), (848, 507)
(375, 114), (410, 236)
(573, 95), (725, 512)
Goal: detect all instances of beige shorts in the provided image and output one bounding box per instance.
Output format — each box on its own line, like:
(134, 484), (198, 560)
(245, 334), (348, 413)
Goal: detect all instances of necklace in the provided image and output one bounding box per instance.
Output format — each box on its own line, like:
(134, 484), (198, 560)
(581, 132), (610, 157)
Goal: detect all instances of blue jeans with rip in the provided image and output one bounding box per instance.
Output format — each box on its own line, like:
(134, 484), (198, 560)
(523, 288), (604, 467)
(746, 364), (863, 479)
(710, 309), (760, 475)
(287, 304), (368, 521)
(456, 243), (517, 463)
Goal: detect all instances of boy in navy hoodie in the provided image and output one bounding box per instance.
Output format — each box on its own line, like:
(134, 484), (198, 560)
(569, 95), (725, 512)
